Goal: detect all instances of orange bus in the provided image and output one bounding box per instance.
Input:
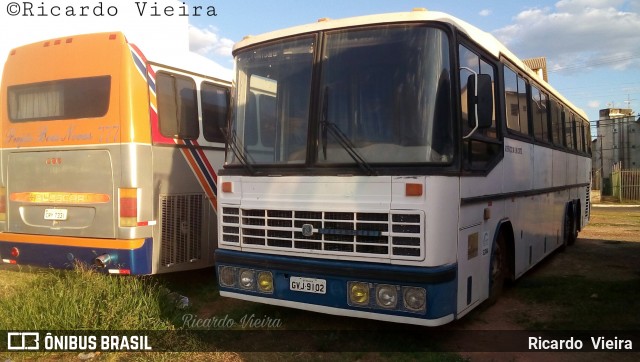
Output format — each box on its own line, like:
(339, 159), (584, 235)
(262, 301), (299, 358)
(0, 32), (230, 274)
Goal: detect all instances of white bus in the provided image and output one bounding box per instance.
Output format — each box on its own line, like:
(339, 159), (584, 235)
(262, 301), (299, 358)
(214, 9), (591, 326)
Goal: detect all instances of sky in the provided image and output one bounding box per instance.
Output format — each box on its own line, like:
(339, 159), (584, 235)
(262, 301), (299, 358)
(1, 0), (640, 134)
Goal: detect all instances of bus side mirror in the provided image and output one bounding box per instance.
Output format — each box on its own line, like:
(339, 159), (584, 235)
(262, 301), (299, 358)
(467, 74), (493, 129)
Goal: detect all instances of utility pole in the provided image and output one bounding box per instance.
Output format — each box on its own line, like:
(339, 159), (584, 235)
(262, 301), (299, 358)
(598, 134), (604, 190)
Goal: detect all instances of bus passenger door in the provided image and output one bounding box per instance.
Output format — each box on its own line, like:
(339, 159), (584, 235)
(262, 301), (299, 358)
(456, 43), (503, 316)
(457, 204), (496, 316)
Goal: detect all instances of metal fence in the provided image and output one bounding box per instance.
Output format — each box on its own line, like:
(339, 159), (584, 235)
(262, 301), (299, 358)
(612, 164), (640, 202)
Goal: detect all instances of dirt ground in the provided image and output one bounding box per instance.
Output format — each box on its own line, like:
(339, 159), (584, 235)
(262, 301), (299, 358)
(454, 205), (640, 361)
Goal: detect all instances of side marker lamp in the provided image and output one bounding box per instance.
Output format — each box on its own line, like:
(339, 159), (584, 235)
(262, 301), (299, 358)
(405, 183), (423, 197)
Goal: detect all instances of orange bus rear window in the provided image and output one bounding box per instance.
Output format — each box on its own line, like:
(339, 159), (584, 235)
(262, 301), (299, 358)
(7, 76), (111, 122)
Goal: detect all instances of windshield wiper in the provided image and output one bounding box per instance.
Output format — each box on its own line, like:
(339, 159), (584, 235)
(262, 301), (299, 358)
(320, 87), (376, 176)
(223, 128), (255, 175)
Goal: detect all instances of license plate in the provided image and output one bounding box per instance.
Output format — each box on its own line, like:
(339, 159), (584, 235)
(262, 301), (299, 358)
(44, 208), (68, 221)
(290, 276), (326, 294)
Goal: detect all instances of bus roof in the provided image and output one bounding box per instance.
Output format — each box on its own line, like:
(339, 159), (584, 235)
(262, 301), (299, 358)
(6, 31), (232, 82)
(234, 9), (587, 120)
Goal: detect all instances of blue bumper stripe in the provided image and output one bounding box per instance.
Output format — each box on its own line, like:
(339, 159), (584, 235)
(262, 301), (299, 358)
(0, 237), (153, 275)
(215, 249), (457, 320)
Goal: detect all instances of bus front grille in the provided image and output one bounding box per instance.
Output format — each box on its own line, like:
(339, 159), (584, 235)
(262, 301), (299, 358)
(220, 208), (424, 261)
(160, 194), (203, 266)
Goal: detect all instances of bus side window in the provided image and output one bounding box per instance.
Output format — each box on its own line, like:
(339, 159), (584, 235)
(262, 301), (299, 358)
(157, 72), (199, 139)
(504, 66), (529, 135)
(530, 84), (549, 142)
(550, 98), (564, 147)
(565, 113), (576, 150)
(459, 43), (501, 171)
(201, 82), (229, 143)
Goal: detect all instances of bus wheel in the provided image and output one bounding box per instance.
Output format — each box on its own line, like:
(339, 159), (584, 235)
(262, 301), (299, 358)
(565, 208), (577, 246)
(488, 232), (507, 304)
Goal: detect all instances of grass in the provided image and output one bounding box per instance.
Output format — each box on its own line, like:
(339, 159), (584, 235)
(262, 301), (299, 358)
(0, 264), (230, 361)
(512, 274), (640, 330)
(0, 264), (177, 330)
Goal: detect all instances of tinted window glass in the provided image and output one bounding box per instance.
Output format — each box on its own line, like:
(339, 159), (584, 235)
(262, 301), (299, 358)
(8, 76), (110, 122)
(157, 72), (199, 139)
(201, 82), (229, 143)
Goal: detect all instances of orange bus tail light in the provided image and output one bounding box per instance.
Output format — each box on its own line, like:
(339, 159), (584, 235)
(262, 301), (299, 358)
(0, 187), (6, 221)
(119, 188), (138, 227)
(9, 192), (110, 204)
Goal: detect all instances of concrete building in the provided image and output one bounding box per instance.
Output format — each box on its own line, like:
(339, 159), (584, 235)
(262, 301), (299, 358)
(592, 108), (640, 191)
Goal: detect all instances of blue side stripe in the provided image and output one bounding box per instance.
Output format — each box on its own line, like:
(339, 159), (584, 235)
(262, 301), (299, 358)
(184, 140), (218, 196)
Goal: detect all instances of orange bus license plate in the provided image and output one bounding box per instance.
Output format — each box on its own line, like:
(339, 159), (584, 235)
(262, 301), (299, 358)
(44, 209), (68, 221)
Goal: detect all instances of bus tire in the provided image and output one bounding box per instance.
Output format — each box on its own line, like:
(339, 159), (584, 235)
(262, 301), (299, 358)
(488, 231), (507, 305)
(565, 204), (577, 246)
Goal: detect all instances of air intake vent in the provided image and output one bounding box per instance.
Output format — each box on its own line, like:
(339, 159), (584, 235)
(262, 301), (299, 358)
(160, 194), (203, 266)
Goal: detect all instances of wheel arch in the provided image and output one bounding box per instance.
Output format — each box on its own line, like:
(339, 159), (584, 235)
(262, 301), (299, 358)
(492, 218), (515, 281)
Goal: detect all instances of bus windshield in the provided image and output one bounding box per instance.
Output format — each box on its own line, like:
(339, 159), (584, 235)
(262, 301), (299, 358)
(229, 25), (453, 168)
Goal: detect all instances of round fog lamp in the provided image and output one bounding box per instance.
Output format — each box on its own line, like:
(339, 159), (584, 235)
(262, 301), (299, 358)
(348, 282), (369, 306)
(257, 271), (274, 293)
(403, 287), (426, 312)
(219, 266), (236, 287)
(239, 269), (255, 289)
(376, 284), (398, 309)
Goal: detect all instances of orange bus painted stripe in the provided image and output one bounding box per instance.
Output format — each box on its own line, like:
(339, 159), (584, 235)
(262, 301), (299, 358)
(10, 192), (111, 204)
(0, 233), (146, 249)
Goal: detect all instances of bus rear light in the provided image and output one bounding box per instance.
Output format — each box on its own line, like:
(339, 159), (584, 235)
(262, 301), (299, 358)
(108, 269), (131, 275)
(405, 183), (423, 197)
(10, 247), (19, 258)
(10, 192), (110, 204)
(66, 38), (73, 44)
(119, 188), (138, 227)
(54, 39), (61, 45)
(10, 49), (16, 56)
(0, 187), (6, 221)
(109, 33), (117, 40)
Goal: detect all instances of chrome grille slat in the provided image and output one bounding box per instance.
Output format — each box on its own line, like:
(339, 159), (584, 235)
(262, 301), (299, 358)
(220, 208), (424, 260)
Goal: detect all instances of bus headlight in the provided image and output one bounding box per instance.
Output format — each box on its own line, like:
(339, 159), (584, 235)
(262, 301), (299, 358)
(219, 266), (236, 287)
(348, 281), (370, 306)
(375, 284), (398, 309)
(257, 271), (274, 293)
(239, 269), (255, 289)
(403, 286), (426, 312)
